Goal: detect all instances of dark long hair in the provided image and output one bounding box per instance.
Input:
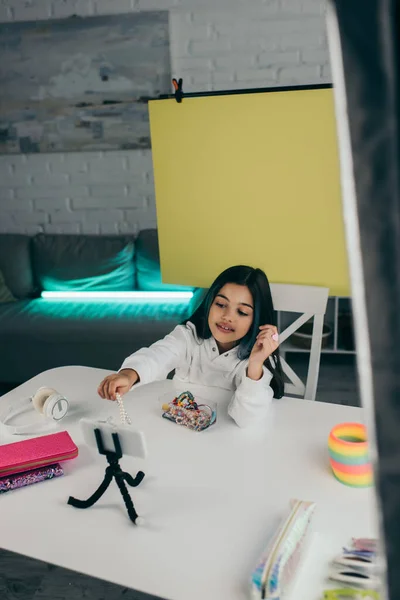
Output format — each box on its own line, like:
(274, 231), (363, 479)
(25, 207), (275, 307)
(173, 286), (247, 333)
(184, 265), (284, 399)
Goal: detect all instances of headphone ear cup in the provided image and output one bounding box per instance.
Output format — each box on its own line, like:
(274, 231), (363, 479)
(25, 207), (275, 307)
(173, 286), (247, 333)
(32, 387), (58, 414)
(43, 393), (69, 421)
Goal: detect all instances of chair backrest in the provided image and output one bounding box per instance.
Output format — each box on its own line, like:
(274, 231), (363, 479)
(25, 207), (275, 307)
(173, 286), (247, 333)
(270, 283), (329, 401)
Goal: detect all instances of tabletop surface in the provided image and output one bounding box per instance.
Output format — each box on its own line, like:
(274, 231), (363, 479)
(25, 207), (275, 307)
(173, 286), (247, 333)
(0, 366), (378, 600)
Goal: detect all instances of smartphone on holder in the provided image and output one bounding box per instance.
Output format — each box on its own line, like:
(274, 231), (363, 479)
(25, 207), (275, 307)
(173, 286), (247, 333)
(80, 418), (147, 459)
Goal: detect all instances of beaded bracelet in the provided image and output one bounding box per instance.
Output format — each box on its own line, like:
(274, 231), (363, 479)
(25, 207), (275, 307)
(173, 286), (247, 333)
(116, 392), (132, 425)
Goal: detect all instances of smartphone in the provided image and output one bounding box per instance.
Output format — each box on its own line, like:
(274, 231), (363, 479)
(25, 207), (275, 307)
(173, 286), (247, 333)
(80, 418), (147, 459)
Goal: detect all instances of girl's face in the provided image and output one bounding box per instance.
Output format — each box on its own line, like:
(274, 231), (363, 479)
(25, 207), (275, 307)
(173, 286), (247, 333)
(208, 283), (254, 352)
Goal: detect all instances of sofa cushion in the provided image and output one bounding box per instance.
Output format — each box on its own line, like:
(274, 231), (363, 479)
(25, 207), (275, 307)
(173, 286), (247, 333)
(136, 229), (194, 292)
(0, 234), (34, 298)
(0, 299), (191, 382)
(32, 234), (135, 292)
(0, 270), (16, 303)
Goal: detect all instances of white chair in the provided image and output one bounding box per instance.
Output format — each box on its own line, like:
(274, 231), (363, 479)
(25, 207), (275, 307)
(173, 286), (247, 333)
(270, 283), (329, 401)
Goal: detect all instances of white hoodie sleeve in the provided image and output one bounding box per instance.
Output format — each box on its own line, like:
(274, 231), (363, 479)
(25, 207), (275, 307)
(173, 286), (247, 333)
(228, 364), (274, 428)
(119, 325), (190, 386)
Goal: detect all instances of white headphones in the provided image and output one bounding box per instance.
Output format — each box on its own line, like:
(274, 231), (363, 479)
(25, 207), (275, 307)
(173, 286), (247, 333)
(0, 387), (69, 435)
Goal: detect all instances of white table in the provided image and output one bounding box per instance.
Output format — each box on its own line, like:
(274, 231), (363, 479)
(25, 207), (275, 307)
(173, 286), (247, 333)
(0, 366), (378, 600)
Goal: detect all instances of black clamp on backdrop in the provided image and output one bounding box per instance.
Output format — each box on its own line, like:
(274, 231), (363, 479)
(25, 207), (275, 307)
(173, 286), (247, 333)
(172, 78), (184, 103)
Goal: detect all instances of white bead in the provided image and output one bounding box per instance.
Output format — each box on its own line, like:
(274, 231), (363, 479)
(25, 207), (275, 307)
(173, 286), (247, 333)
(135, 517), (145, 526)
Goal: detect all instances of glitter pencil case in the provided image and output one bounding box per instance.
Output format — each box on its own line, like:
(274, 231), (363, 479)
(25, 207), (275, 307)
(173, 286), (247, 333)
(251, 499), (316, 600)
(0, 463), (64, 494)
(0, 431), (78, 478)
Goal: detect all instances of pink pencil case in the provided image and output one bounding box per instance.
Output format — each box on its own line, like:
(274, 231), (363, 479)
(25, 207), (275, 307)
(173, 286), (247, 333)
(0, 431), (78, 478)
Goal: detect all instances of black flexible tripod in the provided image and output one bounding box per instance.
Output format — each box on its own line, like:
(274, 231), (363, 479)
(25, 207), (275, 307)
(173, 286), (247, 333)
(68, 428), (145, 524)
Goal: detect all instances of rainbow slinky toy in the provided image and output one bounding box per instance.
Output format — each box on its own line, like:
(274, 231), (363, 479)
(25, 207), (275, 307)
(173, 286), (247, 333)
(328, 422), (373, 487)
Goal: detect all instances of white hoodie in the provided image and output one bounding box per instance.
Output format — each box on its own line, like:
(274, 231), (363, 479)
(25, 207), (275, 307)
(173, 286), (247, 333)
(120, 322), (274, 428)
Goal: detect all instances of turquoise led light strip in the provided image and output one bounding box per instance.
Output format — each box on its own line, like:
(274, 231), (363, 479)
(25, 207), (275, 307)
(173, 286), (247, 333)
(41, 291), (194, 300)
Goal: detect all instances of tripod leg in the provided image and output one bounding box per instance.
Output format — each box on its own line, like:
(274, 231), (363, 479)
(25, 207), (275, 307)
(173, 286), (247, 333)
(68, 469), (113, 509)
(123, 470), (145, 488)
(115, 474), (141, 524)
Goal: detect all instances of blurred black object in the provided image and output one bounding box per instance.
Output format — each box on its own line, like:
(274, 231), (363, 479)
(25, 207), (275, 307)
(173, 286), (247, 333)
(328, 1), (400, 598)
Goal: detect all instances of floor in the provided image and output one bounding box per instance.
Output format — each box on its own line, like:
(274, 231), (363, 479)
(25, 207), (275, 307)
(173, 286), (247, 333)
(0, 353), (361, 599)
(0, 549), (161, 600)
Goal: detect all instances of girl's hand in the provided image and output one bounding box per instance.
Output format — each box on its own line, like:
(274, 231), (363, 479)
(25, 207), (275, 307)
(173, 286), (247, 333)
(249, 325), (279, 366)
(97, 369), (139, 401)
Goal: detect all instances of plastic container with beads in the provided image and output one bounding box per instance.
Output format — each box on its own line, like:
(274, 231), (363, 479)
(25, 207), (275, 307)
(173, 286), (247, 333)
(160, 391), (217, 432)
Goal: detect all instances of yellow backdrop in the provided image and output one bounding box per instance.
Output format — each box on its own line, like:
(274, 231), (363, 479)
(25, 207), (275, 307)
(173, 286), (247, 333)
(148, 87), (349, 296)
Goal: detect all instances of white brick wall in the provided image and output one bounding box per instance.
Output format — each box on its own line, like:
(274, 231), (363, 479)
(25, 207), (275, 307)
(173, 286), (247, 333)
(0, 0), (330, 235)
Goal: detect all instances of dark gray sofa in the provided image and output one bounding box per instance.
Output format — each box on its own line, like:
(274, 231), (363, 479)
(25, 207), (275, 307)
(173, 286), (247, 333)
(0, 230), (202, 385)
